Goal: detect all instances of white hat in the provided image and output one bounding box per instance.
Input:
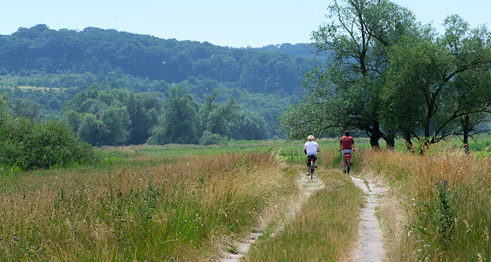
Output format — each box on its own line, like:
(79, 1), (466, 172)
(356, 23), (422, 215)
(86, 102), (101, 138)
(307, 135), (314, 140)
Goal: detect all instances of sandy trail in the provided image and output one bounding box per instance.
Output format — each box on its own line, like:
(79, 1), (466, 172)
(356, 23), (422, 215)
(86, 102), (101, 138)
(350, 175), (387, 262)
(218, 172), (325, 262)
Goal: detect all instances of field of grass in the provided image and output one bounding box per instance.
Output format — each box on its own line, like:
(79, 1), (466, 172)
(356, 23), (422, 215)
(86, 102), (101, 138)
(0, 143), (301, 261)
(361, 143), (490, 261)
(0, 137), (489, 261)
(244, 167), (364, 262)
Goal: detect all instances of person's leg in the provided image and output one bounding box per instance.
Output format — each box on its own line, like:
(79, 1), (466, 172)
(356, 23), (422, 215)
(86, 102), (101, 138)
(306, 156), (310, 175)
(341, 152), (346, 171)
(341, 150), (352, 172)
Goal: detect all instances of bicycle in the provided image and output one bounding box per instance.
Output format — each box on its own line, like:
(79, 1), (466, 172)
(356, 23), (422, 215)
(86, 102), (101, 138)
(307, 156), (316, 179)
(343, 152), (351, 174)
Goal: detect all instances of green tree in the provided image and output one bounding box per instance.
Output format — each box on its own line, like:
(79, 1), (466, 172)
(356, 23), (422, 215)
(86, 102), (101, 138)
(279, 72), (335, 139)
(230, 111), (268, 140)
(8, 98), (44, 120)
(63, 85), (163, 145)
(126, 93), (153, 145)
(444, 16), (491, 145)
(148, 86), (199, 144)
(207, 98), (238, 137)
(197, 91), (218, 139)
(286, 0), (417, 147)
(63, 110), (84, 133)
(452, 68), (491, 145)
(101, 107), (130, 145)
(197, 90), (238, 140)
(77, 114), (108, 146)
(384, 16), (491, 145)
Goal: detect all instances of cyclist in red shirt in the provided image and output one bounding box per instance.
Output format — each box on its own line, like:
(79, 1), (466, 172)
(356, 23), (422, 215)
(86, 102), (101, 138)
(339, 130), (355, 173)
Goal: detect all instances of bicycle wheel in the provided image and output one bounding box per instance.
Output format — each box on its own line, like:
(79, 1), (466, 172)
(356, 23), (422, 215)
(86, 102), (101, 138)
(310, 165), (314, 179)
(345, 159), (350, 174)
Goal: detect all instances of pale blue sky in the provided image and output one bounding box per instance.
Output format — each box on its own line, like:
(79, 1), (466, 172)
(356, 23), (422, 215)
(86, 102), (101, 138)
(1, 0), (490, 47)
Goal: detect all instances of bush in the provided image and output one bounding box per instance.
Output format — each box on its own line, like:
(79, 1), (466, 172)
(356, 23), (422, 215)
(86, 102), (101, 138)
(146, 126), (167, 145)
(199, 131), (224, 145)
(0, 118), (94, 170)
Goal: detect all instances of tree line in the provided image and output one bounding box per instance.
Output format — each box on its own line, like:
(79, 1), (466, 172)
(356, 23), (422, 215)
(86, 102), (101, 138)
(62, 85), (268, 146)
(280, 0), (491, 150)
(0, 74), (294, 139)
(0, 26), (318, 138)
(0, 82), (269, 170)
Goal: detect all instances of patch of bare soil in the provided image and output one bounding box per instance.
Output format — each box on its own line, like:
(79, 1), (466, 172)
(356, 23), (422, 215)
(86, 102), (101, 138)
(350, 175), (387, 262)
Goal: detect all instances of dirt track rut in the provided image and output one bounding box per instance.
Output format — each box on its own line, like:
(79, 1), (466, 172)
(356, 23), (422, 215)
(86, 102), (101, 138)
(350, 176), (386, 262)
(218, 172), (324, 262)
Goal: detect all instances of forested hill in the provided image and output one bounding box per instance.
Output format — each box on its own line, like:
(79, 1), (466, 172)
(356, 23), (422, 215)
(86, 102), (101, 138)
(0, 24), (324, 141)
(0, 24), (319, 95)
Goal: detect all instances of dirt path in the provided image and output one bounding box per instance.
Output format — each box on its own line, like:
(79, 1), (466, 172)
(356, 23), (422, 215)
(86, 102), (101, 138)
(218, 172), (325, 262)
(350, 175), (387, 262)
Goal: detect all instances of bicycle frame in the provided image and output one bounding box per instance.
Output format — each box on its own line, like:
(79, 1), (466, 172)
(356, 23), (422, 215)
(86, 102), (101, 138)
(309, 157), (315, 179)
(344, 152), (351, 174)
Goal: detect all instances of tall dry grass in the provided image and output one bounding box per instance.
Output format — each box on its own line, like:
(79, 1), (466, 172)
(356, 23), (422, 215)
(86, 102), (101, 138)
(0, 150), (297, 261)
(244, 167), (364, 262)
(361, 147), (491, 261)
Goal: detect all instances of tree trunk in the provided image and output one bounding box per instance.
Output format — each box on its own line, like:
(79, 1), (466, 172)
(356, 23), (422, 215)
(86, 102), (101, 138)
(403, 130), (413, 152)
(368, 121), (383, 149)
(384, 133), (395, 149)
(370, 134), (380, 148)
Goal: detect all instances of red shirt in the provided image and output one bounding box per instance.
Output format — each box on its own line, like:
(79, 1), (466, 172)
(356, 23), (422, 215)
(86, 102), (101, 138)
(340, 136), (354, 150)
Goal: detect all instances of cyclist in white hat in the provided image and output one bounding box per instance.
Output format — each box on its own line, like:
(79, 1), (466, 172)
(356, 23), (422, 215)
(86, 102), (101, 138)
(304, 135), (319, 175)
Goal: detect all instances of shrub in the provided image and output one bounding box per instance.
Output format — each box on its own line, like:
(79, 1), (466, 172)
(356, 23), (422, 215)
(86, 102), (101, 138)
(146, 126), (167, 145)
(199, 131), (224, 145)
(0, 118), (94, 170)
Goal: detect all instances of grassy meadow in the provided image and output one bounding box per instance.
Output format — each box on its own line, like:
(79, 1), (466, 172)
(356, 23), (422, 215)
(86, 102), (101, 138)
(0, 137), (489, 261)
(244, 167), (364, 262)
(361, 141), (490, 261)
(0, 142), (301, 261)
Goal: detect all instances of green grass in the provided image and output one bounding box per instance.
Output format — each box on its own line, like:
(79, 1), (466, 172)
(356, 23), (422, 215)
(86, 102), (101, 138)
(362, 148), (491, 261)
(1, 137), (489, 261)
(0, 146), (298, 261)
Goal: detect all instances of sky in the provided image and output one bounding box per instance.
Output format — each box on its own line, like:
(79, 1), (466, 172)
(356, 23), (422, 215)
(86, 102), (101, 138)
(1, 0), (490, 48)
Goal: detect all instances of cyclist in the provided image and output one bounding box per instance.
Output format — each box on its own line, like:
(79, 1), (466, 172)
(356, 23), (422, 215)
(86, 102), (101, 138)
(304, 135), (319, 175)
(339, 130), (355, 173)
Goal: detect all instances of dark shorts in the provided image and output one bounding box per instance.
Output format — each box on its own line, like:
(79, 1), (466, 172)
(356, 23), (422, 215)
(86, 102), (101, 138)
(306, 154), (317, 166)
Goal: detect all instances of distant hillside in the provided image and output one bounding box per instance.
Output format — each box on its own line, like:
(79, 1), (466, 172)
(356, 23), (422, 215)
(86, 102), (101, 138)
(0, 25), (326, 139)
(0, 24), (320, 95)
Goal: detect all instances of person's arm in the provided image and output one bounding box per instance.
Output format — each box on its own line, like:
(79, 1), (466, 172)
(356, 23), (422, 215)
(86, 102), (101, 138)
(351, 138), (356, 151)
